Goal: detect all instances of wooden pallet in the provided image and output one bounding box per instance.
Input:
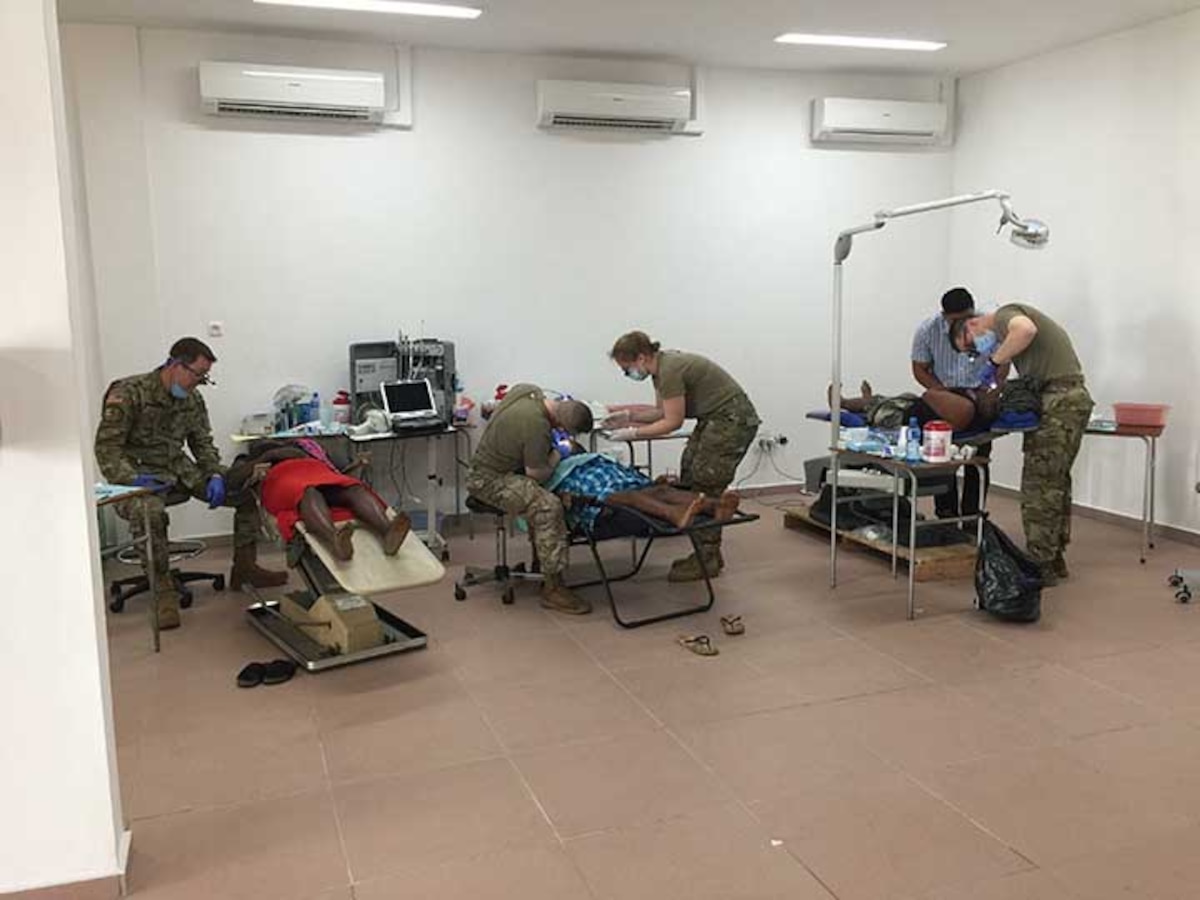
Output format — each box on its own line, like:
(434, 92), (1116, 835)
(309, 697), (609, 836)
(780, 503), (977, 582)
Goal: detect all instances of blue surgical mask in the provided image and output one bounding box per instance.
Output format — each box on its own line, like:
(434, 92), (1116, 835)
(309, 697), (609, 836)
(973, 330), (999, 357)
(170, 382), (189, 400)
(624, 367), (649, 382)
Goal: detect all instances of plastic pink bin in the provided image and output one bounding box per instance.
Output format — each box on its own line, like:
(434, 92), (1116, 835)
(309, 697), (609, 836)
(1113, 403), (1170, 427)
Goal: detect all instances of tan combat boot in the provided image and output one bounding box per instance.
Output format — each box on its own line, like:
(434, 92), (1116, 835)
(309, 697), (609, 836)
(540, 574), (592, 615)
(155, 588), (182, 630)
(668, 550), (721, 583)
(230, 543), (289, 591)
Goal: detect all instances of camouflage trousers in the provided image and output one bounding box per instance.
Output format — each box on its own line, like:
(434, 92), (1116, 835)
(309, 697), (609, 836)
(467, 471), (570, 576)
(1020, 382), (1094, 564)
(115, 483), (262, 587)
(679, 393), (760, 553)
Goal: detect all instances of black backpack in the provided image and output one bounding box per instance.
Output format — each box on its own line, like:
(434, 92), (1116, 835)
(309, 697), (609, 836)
(975, 518), (1043, 623)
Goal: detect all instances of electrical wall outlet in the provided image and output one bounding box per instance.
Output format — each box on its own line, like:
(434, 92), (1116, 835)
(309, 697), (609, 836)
(757, 432), (789, 450)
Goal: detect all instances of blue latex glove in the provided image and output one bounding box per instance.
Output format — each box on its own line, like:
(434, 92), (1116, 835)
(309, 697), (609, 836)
(131, 473), (173, 493)
(205, 474), (226, 508)
(977, 360), (999, 389)
(551, 428), (574, 459)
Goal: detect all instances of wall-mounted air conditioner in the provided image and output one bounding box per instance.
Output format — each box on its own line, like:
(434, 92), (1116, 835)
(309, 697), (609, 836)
(811, 97), (949, 145)
(536, 80), (693, 133)
(199, 61), (387, 124)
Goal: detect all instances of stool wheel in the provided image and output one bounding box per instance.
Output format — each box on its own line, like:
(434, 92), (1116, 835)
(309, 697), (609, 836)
(502, 587), (515, 605)
(180, 588), (194, 610)
(109, 596), (126, 614)
(213, 575), (226, 592)
(1168, 574), (1184, 588)
(441, 548), (451, 562)
(1177, 588), (1192, 604)
(454, 584), (467, 601)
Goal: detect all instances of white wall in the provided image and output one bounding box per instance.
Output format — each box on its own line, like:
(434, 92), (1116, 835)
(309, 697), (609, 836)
(950, 9), (1200, 533)
(62, 24), (957, 537)
(0, 0), (125, 893)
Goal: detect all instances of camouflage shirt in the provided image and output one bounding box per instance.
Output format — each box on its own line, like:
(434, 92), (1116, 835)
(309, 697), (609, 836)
(94, 369), (224, 491)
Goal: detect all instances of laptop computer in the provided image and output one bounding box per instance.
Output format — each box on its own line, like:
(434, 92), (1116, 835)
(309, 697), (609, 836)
(380, 379), (443, 431)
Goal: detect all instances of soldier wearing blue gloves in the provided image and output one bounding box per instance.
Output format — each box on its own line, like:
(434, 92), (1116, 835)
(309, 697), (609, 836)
(95, 338), (287, 629)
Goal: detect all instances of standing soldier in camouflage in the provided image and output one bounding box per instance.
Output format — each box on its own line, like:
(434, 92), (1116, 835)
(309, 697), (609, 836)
(95, 338), (288, 629)
(467, 384), (595, 614)
(606, 332), (760, 581)
(953, 304), (1093, 585)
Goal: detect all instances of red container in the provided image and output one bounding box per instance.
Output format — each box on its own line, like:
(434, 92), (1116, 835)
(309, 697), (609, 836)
(1113, 403), (1170, 427)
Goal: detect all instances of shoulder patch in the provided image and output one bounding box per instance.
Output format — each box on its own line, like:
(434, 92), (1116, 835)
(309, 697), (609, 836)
(102, 404), (125, 422)
(105, 390), (125, 405)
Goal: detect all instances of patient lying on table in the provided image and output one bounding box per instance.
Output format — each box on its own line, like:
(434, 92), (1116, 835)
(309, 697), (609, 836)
(546, 452), (740, 531)
(227, 439), (410, 562)
(834, 381), (1001, 432)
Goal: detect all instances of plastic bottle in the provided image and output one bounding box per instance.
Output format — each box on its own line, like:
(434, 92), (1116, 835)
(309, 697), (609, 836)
(309, 392), (320, 423)
(905, 417), (922, 463)
(896, 423), (908, 457)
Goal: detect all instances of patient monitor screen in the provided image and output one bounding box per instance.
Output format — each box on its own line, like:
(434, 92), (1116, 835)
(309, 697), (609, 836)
(383, 380), (435, 415)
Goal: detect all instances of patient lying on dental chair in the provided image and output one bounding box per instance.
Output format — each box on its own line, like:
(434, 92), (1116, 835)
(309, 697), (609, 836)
(227, 438), (410, 563)
(546, 452), (740, 531)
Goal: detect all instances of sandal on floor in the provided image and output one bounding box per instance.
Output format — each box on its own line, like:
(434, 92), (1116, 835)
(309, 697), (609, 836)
(263, 658), (298, 685)
(720, 615), (745, 636)
(677, 634), (719, 657)
(236, 662), (265, 689)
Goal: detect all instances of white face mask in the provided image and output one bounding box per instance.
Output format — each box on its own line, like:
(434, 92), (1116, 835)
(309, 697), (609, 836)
(623, 366), (650, 382)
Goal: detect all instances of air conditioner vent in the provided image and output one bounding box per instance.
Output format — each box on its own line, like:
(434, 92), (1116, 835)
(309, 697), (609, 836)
(214, 101), (374, 121)
(548, 114), (680, 132)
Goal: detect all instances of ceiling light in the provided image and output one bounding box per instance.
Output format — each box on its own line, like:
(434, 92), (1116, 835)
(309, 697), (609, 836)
(252, 0), (483, 19)
(775, 33), (946, 52)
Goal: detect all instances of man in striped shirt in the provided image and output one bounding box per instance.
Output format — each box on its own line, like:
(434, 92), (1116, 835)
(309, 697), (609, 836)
(911, 287), (1008, 519)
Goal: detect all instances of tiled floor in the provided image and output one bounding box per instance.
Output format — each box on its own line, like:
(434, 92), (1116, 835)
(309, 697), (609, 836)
(102, 494), (1200, 899)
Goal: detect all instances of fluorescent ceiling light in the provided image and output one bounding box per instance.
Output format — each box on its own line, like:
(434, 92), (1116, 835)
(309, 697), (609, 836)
(252, 0), (483, 19)
(775, 33), (946, 52)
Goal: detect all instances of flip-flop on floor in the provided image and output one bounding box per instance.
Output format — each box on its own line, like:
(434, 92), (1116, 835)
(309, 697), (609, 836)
(677, 634), (719, 656)
(720, 615), (745, 636)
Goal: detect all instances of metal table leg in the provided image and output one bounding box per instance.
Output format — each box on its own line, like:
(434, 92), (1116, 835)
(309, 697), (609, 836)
(829, 453), (839, 588)
(1139, 435), (1151, 564)
(1149, 435), (1158, 551)
(906, 468), (920, 620)
(891, 468), (900, 578)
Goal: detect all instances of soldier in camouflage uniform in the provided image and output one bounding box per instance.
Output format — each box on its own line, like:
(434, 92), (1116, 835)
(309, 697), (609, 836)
(467, 384), (595, 614)
(954, 304), (1093, 585)
(608, 332), (760, 581)
(94, 338), (287, 628)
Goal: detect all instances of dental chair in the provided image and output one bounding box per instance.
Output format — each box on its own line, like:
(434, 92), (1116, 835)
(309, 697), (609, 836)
(240, 449), (445, 671)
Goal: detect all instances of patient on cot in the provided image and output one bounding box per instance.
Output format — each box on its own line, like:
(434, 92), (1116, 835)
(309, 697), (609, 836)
(227, 439), (410, 563)
(546, 452), (740, 531)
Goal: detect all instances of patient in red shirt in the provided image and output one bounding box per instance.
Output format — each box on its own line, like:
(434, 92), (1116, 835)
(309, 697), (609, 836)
(228, 438), (410, 562)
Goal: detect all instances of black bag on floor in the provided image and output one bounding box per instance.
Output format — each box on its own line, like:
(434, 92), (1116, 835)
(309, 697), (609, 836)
(976, 518), (1043, 622)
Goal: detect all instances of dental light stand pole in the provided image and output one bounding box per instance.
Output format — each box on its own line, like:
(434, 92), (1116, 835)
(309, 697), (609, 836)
(828, 190), (1048, 587)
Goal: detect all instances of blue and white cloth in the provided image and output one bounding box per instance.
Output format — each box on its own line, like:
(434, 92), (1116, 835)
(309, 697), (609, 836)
(546, 453), (652, 531)
(911, 314), (991, 389)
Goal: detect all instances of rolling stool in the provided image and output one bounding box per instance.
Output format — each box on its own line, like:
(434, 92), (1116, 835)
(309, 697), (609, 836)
(454, 496), (543, 605)
(109, 538), (225, 613)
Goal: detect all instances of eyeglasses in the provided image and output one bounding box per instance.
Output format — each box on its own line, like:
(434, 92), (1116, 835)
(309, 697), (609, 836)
(181, 362), (216, 386)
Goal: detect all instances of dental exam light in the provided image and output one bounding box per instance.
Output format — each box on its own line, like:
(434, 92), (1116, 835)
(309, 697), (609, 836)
(827, 190), (1049, 585)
